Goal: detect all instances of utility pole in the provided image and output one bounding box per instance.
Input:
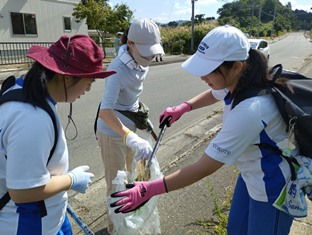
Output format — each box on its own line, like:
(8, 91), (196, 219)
(270, 4), (276, 40)
(250, 0), (255, 37)
(257, 5), (262, 38)
(311, 8), (312, 42)
(191, 0), (197, 52)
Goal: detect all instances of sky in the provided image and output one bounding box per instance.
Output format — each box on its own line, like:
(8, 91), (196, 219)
(108, 0), (312, 24)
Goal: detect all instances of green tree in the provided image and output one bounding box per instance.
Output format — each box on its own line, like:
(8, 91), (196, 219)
(72, 0), (133, 42)
(217, 1), (250, 28)
(195, 14), (205, 23)
(217, 0), (298, 37)
(168, 21), (179, 27)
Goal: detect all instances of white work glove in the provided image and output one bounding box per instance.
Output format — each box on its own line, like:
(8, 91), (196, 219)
(67, 165), (94, 193)
(125, 131), (153, 160)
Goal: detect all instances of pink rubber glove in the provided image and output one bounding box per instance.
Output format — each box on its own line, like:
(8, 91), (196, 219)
(110, 178), (167, 213)
(159, 102), (192, 127)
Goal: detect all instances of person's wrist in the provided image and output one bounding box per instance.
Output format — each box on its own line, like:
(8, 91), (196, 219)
(148, 178), (168, 196)
(66, 173), (73, 190)
(181, 102), (192, 112)
(123, 130), (133, 144)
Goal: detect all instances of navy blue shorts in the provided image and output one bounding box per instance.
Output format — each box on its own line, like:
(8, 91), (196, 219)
(227, 175), (293, 235)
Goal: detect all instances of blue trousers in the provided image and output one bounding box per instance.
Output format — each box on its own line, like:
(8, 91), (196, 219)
(227, 175), (293, 235)
(57, 214), (72, 235)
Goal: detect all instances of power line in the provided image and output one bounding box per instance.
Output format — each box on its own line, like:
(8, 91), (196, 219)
(167, 0), (177, 22)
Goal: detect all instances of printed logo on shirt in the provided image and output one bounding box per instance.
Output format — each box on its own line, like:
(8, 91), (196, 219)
(212, 143), (231, 155)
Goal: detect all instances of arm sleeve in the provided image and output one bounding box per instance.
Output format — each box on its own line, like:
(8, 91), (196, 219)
(100, 73), (123, 110)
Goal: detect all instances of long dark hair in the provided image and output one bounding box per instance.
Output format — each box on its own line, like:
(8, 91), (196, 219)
(23, 62), (55, 107)
(121, 29), (129, 45)
(231, 48), (269, 98)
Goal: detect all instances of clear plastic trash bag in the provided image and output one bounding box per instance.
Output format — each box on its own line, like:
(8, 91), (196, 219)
(107, 155), (163, 235)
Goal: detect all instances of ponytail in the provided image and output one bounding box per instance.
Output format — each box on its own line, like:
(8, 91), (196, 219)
(23, 62), (55, 107)
(232, 48), (269, 98)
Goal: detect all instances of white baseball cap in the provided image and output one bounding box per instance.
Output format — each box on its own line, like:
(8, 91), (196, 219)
(128, 18), (164, 57)
(182, 25), (250, 76)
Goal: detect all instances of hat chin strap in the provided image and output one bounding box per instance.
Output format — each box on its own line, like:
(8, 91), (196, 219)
(65, 103), (78, 140)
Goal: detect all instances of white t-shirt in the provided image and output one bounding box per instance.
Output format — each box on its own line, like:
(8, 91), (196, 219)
(0, 81), (68, 234)
(207, 89), (294, 202)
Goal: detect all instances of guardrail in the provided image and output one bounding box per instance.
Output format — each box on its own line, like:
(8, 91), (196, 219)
(0, 42), (115, 66)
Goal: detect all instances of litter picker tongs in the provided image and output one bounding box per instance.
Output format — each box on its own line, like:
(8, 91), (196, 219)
(144, 117), (171, 179)
(146, 119), (158, 141)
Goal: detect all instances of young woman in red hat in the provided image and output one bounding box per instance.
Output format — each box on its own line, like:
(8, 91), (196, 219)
(0, 34), (115, 234)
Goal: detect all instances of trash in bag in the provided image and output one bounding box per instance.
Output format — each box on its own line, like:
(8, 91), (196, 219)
(107, 155), (163, 235)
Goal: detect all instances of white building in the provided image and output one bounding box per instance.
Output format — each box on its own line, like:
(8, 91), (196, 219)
(0, 0), (88, 43)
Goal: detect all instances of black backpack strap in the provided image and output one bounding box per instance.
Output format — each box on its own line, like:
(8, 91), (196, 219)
(33, 99), (58, 164)
(256, 143), (298, 181)
(0, 89), (27, 104)
(269, 63), (309, 82)
(269, 64), (283, 82)
(231, 64), (284, 110)
(231, 87), (272, 110)
(0, 192), (10, 210)
(0, 76), (16, 96)
(94, 102), (101, 140)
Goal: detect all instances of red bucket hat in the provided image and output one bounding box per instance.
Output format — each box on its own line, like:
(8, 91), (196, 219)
(26, 34), (116, 79)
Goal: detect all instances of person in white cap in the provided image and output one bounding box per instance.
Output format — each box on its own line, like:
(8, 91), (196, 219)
(96, 18), (164, 233)
(114, 31), (123, 55)
(110, 25), (295, 234)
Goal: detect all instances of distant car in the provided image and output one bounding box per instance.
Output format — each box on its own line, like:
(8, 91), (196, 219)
(248, 39), (270, 60)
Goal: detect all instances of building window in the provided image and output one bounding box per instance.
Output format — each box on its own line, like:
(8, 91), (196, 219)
(11, 12), (37, 35)
(64, 17), (72, 31)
